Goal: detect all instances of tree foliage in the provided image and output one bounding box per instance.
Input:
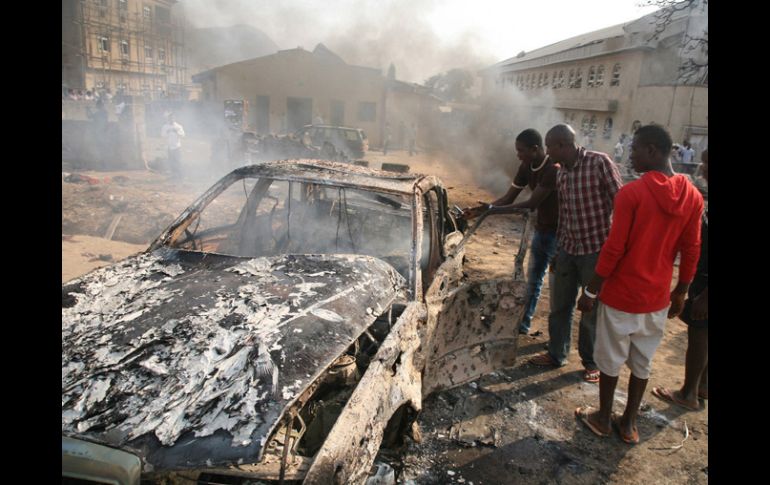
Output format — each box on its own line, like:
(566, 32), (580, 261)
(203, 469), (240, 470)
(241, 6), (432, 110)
(424, 68), (475, 102)
(639, 0), (708, 84)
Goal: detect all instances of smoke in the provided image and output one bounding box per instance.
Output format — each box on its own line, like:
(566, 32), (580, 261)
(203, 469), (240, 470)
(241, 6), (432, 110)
(180, 0), (495, 83)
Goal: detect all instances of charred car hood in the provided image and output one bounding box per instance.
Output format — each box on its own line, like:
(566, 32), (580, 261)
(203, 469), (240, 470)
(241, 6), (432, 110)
(62, 248), (406, 470)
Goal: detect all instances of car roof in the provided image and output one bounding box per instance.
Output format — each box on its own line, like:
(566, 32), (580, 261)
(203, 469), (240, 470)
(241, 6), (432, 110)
(304, 124), (363, 132)
(229, 160), (433, 196)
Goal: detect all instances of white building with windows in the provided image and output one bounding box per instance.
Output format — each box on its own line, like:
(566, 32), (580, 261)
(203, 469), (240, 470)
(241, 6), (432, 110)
(480, 1), (707, 158)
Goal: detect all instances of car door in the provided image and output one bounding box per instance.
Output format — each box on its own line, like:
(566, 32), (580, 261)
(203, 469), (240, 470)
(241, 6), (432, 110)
(420, 188), (533, 396)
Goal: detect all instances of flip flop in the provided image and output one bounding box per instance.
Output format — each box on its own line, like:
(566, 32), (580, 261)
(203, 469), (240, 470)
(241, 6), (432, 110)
(583, 369), (600, 383)
(529, 352), (560, 367)
(575, 406), (611, 438)
(651, 387), (699, 411)
(611, 413), (639, 444)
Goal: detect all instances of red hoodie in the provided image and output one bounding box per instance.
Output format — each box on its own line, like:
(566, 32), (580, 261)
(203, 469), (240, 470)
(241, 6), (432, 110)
(595, 171), (703, 313)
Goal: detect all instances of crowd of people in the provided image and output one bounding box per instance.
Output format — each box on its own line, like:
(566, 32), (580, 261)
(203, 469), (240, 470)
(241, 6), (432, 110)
(460, 123), (708, 445)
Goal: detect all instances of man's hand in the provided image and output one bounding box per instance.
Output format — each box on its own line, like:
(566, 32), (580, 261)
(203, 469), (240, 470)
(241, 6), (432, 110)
(459, 201), (489, 220)
(577, 293), (595, 313)
(690, 290), (708, 320)
(668, 291), (687, 318)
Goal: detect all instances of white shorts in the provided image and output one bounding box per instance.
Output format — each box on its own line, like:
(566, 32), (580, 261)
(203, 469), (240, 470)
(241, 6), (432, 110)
(594, 303), (668, 379)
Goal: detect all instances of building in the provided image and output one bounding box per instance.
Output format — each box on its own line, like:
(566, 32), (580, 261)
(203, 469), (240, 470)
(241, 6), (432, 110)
(480, 1), (708, 157)
(192, 44), (439, 147)
(62, 0), (188, 100)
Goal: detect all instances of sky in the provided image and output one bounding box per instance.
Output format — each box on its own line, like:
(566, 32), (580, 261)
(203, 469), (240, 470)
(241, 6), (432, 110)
(181, 0), (661, 83)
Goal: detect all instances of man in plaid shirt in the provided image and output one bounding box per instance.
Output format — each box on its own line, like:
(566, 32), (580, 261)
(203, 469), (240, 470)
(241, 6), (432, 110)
(530, 124), (623, 383)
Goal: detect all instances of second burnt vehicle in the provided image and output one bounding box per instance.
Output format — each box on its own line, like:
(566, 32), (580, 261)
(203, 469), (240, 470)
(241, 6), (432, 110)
(295, 124), (369, 159)
(62, 160), (531, 484)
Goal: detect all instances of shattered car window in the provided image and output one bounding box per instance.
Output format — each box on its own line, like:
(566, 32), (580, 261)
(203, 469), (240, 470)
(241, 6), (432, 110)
(168, 176), (415, 278)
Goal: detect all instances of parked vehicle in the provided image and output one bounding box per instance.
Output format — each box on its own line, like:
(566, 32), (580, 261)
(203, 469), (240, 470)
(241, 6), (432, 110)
(296, 124), (368, 159)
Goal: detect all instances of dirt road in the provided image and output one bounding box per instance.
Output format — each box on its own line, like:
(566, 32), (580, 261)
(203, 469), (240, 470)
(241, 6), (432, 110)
(61, 144), (707, 484)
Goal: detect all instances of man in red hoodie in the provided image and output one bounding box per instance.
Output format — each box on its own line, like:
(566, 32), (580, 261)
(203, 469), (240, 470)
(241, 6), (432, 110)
(573, 124), (703, 444)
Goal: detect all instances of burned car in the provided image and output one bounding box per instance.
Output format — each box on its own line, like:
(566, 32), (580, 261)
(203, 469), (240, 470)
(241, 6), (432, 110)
(62, 160), (530, 484)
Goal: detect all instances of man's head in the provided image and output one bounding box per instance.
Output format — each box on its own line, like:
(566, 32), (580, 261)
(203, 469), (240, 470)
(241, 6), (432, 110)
(544, 124), (578, 165)
(514, 128), (545, 165)
(629, 124), (672, 173)
(683, 140), (691, 149)
(700, 148), (708, 183)
(167, 112), (175, 123)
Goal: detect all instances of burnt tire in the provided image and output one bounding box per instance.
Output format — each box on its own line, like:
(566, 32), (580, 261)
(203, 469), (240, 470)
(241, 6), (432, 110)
(380, 162), (410, 173)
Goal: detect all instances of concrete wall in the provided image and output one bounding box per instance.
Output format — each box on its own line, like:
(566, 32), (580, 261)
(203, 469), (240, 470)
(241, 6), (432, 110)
(62, 99), (145, 170)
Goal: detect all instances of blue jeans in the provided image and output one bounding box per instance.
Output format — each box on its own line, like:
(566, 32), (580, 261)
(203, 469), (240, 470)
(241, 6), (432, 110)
(546, 249), (600, 370)
(519, 229), (558, 333)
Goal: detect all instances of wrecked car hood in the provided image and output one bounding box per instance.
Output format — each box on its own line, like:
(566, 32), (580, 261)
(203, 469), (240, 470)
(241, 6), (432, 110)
(61, 248), (405, 470)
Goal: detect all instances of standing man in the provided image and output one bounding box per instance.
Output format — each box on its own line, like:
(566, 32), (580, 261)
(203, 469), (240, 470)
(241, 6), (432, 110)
(679, 141), (695, 164)
(529, 124), (623, 383)
(573, 125), (703, 443)
(651, 148), (708, 411)
(382, 123), (392, 155)
(461, 129), (560, 335)
(162, 113), (185, 179)
(407, 123), (417, 156)
(614, 135), (626, 164)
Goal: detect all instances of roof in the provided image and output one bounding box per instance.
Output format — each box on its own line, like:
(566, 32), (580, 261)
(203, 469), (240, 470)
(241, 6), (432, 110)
(229, 160), (430, 196)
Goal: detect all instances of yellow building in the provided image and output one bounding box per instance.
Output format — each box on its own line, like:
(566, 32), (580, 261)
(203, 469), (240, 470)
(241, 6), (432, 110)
(62, 0), (188, 99)
(480, 2), (708, 157)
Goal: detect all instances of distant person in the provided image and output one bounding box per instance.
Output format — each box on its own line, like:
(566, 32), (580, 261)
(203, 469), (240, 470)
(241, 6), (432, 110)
(161, 113), (185, 179)
(87, 99), (109, 167)
(574, 125), (703, 444)
(460, 128), (560, 336)
(407, 123), (417, 156)
(613, 135), (625, 163)
(529, 124), (623, 384)
(651, 148), (708, 411)
(679, 141), (695, 164)
(383, 123), (392, 155)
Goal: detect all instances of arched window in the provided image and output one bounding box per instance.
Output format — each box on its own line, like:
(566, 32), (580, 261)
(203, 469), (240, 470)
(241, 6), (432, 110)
(581, 115), (590, 135)
(588, 66), (596, 87)
(611, 63), (621, 86)
(543, 72), (549, 87)
(552, 71), (558, 88)
(559, 70), (565, 88)
(574, 68), (583, 88)
(589, 115), (598, 135)
(596, 65), (605, 86)
(537, 72), (543, 87)
(568, 69), (575, 88)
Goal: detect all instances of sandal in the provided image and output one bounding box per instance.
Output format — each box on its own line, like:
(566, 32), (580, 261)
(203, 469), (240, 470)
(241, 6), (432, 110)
(529, 352), (560, 367)
(611, 413), (639, 444)
(651, 387), (700, 411)
(575, 406), (611, 438)
(583, 369), (600, 383)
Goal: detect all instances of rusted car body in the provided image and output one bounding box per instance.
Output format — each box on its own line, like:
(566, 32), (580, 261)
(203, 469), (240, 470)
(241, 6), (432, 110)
(62, 160), (530, 484)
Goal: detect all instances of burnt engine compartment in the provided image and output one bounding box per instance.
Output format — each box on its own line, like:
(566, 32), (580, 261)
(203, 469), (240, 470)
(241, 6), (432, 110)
(191, 303), (409, 485)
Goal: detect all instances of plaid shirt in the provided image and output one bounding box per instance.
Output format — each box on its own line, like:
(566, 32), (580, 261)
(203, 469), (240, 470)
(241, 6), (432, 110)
(556, 147), (623, 255)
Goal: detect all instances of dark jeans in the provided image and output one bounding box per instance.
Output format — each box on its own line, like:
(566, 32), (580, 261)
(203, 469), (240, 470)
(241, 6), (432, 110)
(520, 230), (558, 333)
(168, 147), (182, 178)
(547, 249), (600, 370)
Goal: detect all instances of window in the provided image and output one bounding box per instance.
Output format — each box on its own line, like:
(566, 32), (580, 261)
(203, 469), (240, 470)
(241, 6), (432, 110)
(596, 65), (605, 86)
(552, 71), (557, 88)
(589, 115), (598, 136)
(98, 36), (110, 52)
(603, 117), (613, 139)
(581, 115), (590, 135)
(588, 66), (596, 87)
(611, 63), (621, 86)
(358, 102), (376, 122)
(155, 6), (171, 24)
(568, 69), (575, 88)
(143, 6), (151, 18)
(158, 48), (166, 63)
(558, 70), (565, 88)
(120, 40), (129, 57)
(144, 45), (153, 60)
(543, 72), (549, 87)
(536, 72), (543, 87)
(574, 68), (582, 88)
(118, 0), (127, 9)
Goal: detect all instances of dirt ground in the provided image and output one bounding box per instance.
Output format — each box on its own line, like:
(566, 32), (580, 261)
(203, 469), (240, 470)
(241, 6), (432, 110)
(61, 140), (707, 484)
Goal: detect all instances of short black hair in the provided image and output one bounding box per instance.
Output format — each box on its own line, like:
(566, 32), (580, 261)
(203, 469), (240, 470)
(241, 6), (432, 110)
(634, 124), (672, 155)
(516, 128), (543, 148)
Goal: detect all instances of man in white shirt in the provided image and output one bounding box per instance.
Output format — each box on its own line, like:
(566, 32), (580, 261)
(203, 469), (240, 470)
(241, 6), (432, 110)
(680, 141), (695, 164)
(161, 113), (185, 179)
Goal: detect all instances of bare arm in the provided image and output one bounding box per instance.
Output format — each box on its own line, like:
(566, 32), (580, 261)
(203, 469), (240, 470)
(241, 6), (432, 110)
(490, 185), (552, 214)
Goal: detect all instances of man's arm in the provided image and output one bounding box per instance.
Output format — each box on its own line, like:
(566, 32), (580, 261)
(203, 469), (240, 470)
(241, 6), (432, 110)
(461, 165), (528, 219)
(669, 201), (703, 318)
(577, 188), (634, 313)
(489, 185), (552, 214)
